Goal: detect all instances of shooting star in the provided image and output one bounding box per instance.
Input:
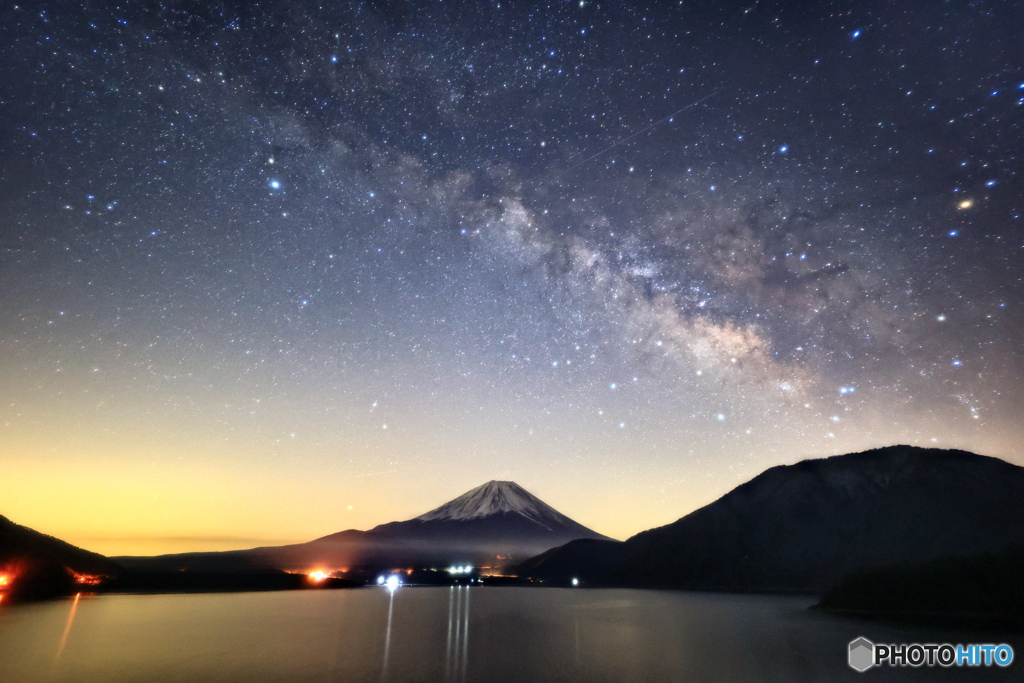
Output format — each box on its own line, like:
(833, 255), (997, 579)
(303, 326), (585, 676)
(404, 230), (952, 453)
(562, 91), (719, 173)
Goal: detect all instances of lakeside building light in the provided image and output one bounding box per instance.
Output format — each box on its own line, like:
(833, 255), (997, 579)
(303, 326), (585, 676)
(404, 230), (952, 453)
(71, 572), (104, 586)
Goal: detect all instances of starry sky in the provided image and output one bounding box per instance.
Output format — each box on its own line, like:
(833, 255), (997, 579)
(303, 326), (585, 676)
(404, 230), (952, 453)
(2, 1), (1023, 556)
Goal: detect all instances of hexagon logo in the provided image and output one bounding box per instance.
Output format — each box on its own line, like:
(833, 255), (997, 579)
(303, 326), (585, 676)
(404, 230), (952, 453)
(848, 637), (875, 672)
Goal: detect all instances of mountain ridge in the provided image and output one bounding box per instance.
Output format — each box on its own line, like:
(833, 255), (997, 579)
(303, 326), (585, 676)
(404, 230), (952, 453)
(0, 514), (123, 600)
(519, 445), (1024, 593)
(116, 479), (610, 571)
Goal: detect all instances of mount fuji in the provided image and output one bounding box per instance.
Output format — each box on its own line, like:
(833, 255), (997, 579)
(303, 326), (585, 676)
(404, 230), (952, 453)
(116, 481), (610, 572)
(367, 481), (610, 560)
(415, 480), (579, 523)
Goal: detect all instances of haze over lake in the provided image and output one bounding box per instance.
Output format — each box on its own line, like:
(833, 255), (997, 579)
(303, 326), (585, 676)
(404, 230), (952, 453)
(2, 587), (1020, 682)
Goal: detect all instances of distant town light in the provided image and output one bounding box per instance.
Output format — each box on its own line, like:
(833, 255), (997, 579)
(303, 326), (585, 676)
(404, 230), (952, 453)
(308, 570), (329, 582)
(386, 575), (401, 591)
(572, 577), (579, 586)
(71, 571), (104, 586)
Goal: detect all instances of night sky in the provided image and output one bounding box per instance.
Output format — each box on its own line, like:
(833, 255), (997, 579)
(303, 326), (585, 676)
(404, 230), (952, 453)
(2, 1), (1023, 556)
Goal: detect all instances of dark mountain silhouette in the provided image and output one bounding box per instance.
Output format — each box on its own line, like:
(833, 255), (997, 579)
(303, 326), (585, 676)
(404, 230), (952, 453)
(0, 515), (355, 598)
(817, 543), (1024, 626)
(116, 480), (610, 572)
(515, 538), (627, 583)
(519, 446), (1024, 593)
(0, 515), (122, 600)
(116, 529), (397, 573)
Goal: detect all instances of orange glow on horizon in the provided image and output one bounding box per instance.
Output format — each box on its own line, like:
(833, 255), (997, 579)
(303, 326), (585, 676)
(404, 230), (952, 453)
(308, 570), (329, 582)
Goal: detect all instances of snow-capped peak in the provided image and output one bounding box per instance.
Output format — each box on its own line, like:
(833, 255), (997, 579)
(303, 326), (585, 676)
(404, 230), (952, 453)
(415, 481), (571, 529)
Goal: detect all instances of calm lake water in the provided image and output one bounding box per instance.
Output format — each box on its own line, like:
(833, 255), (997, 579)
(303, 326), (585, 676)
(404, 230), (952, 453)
(0, 586), (1020, 682)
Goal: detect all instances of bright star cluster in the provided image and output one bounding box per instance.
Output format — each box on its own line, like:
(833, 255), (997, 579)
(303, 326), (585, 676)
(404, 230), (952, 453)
(0, 1), (1022, 554)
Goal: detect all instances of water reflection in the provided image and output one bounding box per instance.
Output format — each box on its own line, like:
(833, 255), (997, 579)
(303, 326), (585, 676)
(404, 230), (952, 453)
(445, 586), (471, 682)
(3, 588), (1021, 682)
(574, 616), (581, 667)
(54, 592), (81, 662)
(380, 587), (395, 682)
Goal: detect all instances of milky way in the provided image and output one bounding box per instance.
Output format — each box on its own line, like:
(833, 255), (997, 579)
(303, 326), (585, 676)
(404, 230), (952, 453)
(2, 1), (1023, 550)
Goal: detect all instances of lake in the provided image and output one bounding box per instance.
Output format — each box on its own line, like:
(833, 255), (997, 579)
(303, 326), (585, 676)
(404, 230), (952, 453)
(0, 586), (1020, 681)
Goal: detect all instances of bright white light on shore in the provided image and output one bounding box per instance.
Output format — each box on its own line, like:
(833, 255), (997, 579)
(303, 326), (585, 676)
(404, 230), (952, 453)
(572, 577), (579, 586)
(377, 575), (385, 585)
(386, 575), (400, 591)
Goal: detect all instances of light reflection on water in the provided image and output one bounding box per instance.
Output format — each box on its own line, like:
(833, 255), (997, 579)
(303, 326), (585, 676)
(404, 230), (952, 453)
(381, 587), (394, 682)
(443, 586), (470, 682)
(53, 592), (81, 663)
(0, 587), (1021, 682)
